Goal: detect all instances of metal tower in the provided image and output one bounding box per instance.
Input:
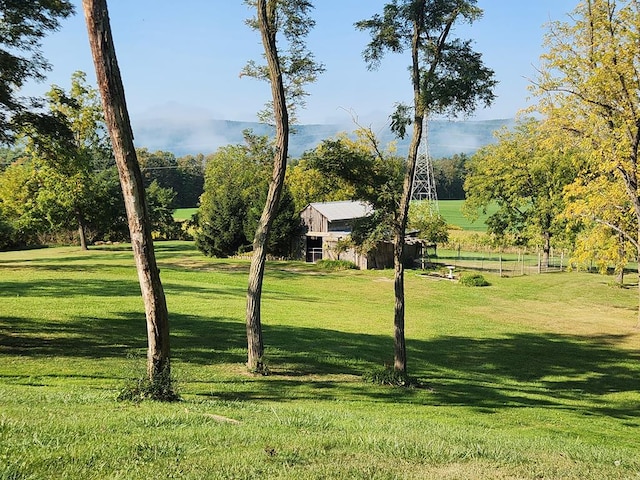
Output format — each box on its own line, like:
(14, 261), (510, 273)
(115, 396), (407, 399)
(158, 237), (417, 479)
(411, 117), (439, 213)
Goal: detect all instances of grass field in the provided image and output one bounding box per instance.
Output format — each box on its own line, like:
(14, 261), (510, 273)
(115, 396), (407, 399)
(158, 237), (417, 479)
(174, 200), (494, 230)
(174, 207), (198, 221)
(435, 200), (497, 231)
(1, 241), (639, 479)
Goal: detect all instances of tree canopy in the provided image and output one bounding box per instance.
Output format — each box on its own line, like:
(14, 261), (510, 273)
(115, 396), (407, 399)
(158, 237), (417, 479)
(464, 118), (578, 264)
(196, 132), (301, 258)
(534, 0), (640, 320)
(0, 0), (75, 143)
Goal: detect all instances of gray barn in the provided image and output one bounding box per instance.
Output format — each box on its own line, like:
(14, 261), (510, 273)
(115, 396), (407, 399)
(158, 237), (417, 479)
(300, 200), (423, 269)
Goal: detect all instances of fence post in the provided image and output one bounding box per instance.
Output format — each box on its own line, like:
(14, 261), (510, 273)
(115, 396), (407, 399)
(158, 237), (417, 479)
(537, 251), (541, 274)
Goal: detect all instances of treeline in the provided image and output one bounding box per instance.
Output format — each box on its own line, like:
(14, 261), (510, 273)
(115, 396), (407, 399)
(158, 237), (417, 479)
(0, 69), (470, 254)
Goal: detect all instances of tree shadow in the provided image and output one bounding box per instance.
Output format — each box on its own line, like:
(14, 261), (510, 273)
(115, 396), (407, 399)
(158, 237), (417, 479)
(2, 309), (638, 418)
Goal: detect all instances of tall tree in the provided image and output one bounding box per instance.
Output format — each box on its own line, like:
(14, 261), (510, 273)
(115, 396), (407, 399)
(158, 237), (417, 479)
(534, 0), (640, 322)
(356, 0), (495, 373)
(82, 0), (173, 392)
(464, 118), (577, 266)
(0, 0), (74, 143)
(24, 71), (111, 249)
(242, 0), (324, 372)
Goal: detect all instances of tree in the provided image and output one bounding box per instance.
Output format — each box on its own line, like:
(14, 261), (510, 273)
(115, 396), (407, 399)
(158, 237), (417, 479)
(0, 0), (74, 143)
(356, 0), (495, 373)
(145, 180), (179, 239)
(23, 71), (111, 249)
(432, 153), (468, 199)
(534, 0), (640, 321)
(463, 118), (577, 266)
(196, 144), (254, 257)
(242, 0), (324, 372)
(286, 157), (354, 212)
(82, 0), (173, 395)
(408, 201), (449, 249)
(564, 165), (634, 283)
(196, 135), (301, 258)
(175, 154), (205, 208)
(0, 159), (44, 247)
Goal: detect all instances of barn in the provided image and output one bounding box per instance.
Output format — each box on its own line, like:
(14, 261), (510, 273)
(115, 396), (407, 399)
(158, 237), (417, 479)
(300, 200), (424, 269)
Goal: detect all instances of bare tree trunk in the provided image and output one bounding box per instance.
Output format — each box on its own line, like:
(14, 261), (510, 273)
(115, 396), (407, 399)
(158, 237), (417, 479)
(246, 0), (289, 372)
(82, 0), (171, 381)
(76, 208), (88, 250)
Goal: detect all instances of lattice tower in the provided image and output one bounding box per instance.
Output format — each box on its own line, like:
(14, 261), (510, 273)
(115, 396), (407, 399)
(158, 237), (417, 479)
(410, 117), (439, 214)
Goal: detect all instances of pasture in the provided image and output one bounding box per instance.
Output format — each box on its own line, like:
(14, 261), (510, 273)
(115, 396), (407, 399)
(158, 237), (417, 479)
(0, 241), (639, 479)
(173, 200), (495, 230)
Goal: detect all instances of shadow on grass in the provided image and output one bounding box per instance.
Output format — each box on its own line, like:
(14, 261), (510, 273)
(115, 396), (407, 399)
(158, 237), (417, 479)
(1, 309), (639, 417)
(0, 277), (249, 298)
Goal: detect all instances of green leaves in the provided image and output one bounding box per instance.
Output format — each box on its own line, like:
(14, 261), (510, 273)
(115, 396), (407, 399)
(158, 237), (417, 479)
(0, 0), (75, 142)
(242, 0), (324, 125)
(463, 118), (577, 248)
(196, 134), (300, 258)
(356, 0), (495, 118)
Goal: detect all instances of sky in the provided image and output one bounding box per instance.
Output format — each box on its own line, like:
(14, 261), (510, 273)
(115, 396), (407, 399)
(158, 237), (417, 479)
(22, 1), (579, 144)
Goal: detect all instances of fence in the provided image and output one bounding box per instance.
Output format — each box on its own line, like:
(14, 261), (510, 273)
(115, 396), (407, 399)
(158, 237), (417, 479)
(420, 248), (567, 277)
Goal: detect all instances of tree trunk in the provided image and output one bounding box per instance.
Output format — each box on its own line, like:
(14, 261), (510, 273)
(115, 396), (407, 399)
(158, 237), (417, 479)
(76, 207), (88, 250)
(615, 233), (625, 285)
(246, 0), (289, 372)
(542, 231), (551, 269)
(82, 0), (171, 381)
(392, 11), (427, 374)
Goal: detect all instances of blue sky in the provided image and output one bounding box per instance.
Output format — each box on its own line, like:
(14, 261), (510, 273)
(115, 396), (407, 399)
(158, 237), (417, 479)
(25, 0), (577, 130)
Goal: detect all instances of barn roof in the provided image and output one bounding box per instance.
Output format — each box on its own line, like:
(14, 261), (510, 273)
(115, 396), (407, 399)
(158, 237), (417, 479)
(308, 201), (373, 221)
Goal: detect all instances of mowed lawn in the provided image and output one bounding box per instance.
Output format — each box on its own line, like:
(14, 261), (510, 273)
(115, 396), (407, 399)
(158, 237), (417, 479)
(0, 241), (639, 479)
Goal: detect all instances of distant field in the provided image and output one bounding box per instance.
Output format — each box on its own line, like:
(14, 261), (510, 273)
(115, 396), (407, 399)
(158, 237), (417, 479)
(173, 207), (198, 221)
(175, 201), (494, 231)
(436, 199), (496, 231)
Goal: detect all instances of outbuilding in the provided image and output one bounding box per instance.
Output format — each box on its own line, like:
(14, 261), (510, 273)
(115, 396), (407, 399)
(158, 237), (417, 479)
(300, 200), (423, 269)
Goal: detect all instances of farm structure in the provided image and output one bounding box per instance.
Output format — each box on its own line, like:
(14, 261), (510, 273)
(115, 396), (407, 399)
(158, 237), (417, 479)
(300, 201), (423, 269)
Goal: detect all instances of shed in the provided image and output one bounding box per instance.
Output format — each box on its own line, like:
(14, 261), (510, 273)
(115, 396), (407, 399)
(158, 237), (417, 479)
(300, 200), (423, 269)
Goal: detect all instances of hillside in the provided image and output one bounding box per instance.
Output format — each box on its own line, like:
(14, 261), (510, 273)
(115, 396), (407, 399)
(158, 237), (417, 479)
(132, 116), (514, 159)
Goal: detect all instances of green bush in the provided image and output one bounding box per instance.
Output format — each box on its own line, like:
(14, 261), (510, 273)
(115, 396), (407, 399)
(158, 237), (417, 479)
(362, 365), (419, 387)
(459, 272), (490, 287)
(315, 259), (358, 271)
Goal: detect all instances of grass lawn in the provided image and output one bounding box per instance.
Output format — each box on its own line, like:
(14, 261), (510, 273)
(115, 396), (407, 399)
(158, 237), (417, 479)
(174, 207), (198, 221)
(436, 199), (497, 231)
(1, 241), (639, 479)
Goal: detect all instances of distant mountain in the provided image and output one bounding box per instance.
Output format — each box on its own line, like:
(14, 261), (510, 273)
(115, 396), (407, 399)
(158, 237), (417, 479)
(132, 116), (514, 159)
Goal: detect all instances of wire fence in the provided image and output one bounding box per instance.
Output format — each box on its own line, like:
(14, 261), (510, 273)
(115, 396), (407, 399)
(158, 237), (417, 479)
(419, 249), (568, 277)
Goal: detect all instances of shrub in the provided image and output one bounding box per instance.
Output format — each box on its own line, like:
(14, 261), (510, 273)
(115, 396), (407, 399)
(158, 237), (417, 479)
(362, 365), (419, 387)
(315, 259), (358, 271)
(117, 367), (180, 403)
(459, 272), (490, 287)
